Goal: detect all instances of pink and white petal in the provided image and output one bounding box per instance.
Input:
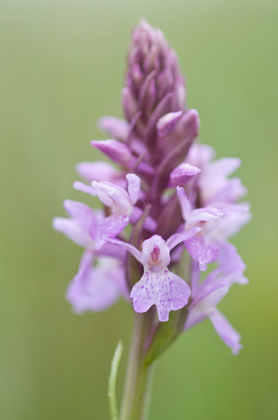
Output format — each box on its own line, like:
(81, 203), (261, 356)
(217, 210), (252, 239)
(164, 271), (191, 317)
(76, 250), (94, 277)
(75, 161), (122, 183)
(89, 214), (129, 249)
(90, 181), (131, 213)
(126, 173), (141, 205)
(199, 283), (230, 308)
(66, 255), (126, 313)
(189, 207), (223, 225)
(209, 308), (242, 355)
(63, 200), (100, 232)
(63, 199), (93, 219)
(176, 186), (191, 220)
(66, 251), (94, 312)
(185, 307), (208, 330)
(157, 111), (182, 137)
(91, 139), (133, 166)
(204, 158), (241, 179)
(130, 269), (191, 322)
(169, 163), (201, 187)
(98, 241), (127, 260)
(190, 277), (229, 309)
(218, 242), (248, 285)
(105, 237), (143, 263)
(166, 227), (201, 251)
(73, 181), (96, 196)
(97, 116), (129, 141)
(85, 262), (127, 310)
(53, 217), (89, 248)
(211, 178), (248, 204)
(184, 235), (220, 271)
(186, 143), (215, 168)
(102, 215), (129, 238)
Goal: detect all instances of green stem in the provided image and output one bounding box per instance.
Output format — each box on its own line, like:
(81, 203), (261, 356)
(120, 312), (155, 420)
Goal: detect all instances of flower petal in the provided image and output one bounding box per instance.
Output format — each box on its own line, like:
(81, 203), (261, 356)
(209, 308), (242, 355)
(157, 111), (182, 137)
(89, 215), (129, 249)
(130, 269), (191, 322)
(218, 242), (248, 285)
(185, 307), (207, 330)
(91, 139), (133, 166)
(126, 173), (141, 205)
(97, 116), (129, 141)
(166, 227), (201, 251)
(216, 203), (252, 239)
(63, 200), (99, 226)
(189, 207), (223, 225)
(204, 158), (241, 179)
(169, 163), (201, 187)
(66, 253), (127, 313)
(105, 237), (143, 263)
(190, 276), (229, 309)
(186, 143), (215, 168)
(89, 180), (132, 215)
(184, 234), (220, 271)
(53, 217), (90, 248)
(75, 161), (122, 184)
(73, 181), (96, 196)
(176, 186), (191, 220)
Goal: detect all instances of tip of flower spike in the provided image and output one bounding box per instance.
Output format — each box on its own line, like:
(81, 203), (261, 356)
(136, 19), (160, 40)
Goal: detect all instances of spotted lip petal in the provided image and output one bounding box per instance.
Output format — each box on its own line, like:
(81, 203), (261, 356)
(106, 233), (196, 321)
(130, 268), (191, 322)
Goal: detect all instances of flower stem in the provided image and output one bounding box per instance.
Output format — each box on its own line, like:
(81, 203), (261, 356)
(120, 312), (155, 420)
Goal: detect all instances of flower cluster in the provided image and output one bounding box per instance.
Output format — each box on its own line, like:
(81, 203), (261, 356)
(54, 20), (250, 355)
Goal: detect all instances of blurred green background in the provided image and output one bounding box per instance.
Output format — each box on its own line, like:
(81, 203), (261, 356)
(1, 0), (278, 419)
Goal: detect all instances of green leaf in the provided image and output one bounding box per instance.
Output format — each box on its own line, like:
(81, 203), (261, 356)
(108, 341), (123, 420)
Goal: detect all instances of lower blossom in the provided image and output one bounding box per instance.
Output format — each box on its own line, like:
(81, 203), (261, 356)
(66, 251), (128, 313)
(107, 228), (200, 322)
(185, 260), (244, 355)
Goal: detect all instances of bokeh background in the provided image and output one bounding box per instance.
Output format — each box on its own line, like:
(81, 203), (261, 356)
(1, 0), (278, 419)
